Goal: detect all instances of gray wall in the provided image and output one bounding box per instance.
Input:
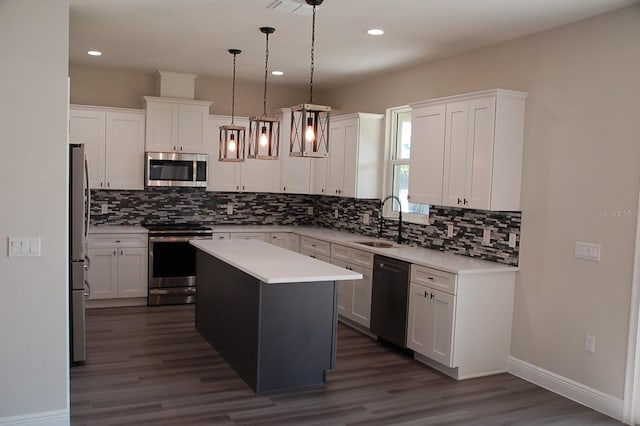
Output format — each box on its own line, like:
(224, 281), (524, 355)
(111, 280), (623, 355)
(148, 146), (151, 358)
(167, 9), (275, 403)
(0, 0), (70, 423)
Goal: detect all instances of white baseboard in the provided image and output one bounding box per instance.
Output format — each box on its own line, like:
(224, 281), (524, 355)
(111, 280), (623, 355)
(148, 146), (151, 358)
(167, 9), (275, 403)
(0, 409), (69, 426)
(508, 356), (623, 421)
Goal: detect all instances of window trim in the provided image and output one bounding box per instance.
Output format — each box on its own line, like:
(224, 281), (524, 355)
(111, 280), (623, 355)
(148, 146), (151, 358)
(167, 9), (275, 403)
(382, 105), (429, 225)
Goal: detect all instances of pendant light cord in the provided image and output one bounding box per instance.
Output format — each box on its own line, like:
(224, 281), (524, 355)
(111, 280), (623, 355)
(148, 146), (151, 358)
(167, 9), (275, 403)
(231, 52), (237, 124)
(263, 32), (270, 116)
(309, 3), (316, 104)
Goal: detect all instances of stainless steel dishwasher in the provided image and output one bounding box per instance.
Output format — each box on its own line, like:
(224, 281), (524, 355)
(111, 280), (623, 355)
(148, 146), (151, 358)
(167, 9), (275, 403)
(370, 255), (411, 348)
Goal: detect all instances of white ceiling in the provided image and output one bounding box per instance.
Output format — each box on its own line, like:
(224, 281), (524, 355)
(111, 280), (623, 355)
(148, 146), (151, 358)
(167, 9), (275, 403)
(69, 0), (638, 89)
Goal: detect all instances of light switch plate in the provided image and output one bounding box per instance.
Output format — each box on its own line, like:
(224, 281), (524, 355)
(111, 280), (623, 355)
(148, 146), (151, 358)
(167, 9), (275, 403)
(8, 237), (41, 258)
(307, 206), (313, 215)
(575, 242), (600, 261)
(363, 213), (370, 225)
(226, 204), (233, 215)
(334, 208), (339, 219)
(508, 233), (517, 248)
(447, 224), (454, 238)
(101, 204), (108, 214)
(585, 334), (596, 353)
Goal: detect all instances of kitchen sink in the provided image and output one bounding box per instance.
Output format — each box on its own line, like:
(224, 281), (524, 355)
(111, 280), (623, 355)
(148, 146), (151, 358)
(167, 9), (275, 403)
(354, 241), (397, 248)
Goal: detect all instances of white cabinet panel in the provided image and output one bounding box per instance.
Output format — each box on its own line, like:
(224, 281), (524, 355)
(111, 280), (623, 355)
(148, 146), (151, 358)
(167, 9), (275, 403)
(87, 233), (148, 303)
(86, 247), (118, 300)
(409, 89), (526, 211)
(144, 96), (211, 154)
(70, 106), (145, 190)
(322, 114), (383, 199)
(105, 112), (145, 190)
(331, 244), (373, 328)
(69, 108), (106, 189)
(407, 104), (446, 205)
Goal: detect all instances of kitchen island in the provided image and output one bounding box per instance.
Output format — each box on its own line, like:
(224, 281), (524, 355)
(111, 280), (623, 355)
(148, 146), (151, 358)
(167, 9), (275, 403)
(191, 239), (362, 394)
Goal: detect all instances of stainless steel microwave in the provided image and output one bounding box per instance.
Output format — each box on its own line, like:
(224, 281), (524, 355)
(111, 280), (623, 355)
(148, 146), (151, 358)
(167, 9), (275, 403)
(145, 152), (208, 188)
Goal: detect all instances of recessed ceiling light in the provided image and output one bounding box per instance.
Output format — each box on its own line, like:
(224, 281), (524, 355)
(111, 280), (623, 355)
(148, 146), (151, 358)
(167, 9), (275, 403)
(272, 70), (284, 76)
(87, 50), (102, 56)
(366, 28), (384, 36)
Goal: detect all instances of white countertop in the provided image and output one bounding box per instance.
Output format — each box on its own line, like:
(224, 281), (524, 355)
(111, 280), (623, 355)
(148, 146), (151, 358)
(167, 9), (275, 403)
(191, 239), (363, 284)
(294, 228), (518, 275)
(89, 225), (148, 234)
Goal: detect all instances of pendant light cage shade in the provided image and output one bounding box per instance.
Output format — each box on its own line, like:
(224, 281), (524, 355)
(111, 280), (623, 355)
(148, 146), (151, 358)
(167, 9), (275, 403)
(219, 49), (246, 162)
(289, 0), (331, 158)
(219, 125), (246, 162)
(290, 104), (330, 157)
(248, 26), (280, 160)
(248, 116), (280, 159)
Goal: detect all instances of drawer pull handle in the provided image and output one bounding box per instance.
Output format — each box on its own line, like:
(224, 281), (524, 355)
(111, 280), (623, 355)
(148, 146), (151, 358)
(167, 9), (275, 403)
(427, 276), (434, 280)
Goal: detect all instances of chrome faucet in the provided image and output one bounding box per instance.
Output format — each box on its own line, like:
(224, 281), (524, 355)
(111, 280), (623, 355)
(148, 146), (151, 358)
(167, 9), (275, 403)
(379, 195), (403, 244)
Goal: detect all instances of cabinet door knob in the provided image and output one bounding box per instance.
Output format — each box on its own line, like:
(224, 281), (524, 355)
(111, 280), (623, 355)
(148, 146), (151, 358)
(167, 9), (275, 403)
(113, 250), (116, 256)
(463, 198), (468, 205)
(430, 293), (434, 300)
(173, 146), (177, 151)
(424, 290), (428, 298)
(457, 198), (462, 205)
(283, 186), (286, 191)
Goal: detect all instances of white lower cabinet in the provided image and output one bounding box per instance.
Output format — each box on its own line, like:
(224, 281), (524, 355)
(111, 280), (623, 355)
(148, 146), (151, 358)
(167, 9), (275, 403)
(229, 232), (267, 241)
(407, 282), (455, 366)
(87, 233), (148, 306)
(407, 264), (515, 380)
(331, 244), (373, 328)
(268, 232), (300, 252)
(299, 236), (331, 263)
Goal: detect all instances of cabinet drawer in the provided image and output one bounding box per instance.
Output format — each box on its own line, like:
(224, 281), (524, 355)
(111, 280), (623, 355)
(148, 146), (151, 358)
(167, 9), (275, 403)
(88, 233), (147, 248)
(300, 236), (331, 257)
(301, 250), (330, 264)
(229, 232), (265, 241)
(411, 264), (457, 294)
(212, 232), (230, 240)
(331, 244), (373, 269)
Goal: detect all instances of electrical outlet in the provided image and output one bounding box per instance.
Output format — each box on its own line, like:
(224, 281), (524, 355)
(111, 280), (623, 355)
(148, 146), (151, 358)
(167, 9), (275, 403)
(585, 334), (596, 353)
(575, 242), (601, 262)
(447, 224), (454, 238)
(482, 229), (491, 245)
(101, 204), (108, 214)
(307, 206), (313, 215)
(226, 204), (233, 215)
(363, 213), (370, 225)
(334, 208), (339, 219)
(508, 233), (517, 248)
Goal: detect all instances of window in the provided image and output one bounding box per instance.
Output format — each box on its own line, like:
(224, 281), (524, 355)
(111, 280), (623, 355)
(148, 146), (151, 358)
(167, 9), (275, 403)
(383, 106), (429, 223)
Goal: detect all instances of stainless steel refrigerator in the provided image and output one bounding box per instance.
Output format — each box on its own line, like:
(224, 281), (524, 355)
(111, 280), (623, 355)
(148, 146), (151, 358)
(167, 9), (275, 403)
(69, 143), (90, 364)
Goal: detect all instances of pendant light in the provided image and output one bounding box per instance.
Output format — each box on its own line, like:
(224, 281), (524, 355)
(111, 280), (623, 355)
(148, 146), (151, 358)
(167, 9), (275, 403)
(290, 0), (331, 158)
(219, 49), (246, 162)
(248, 27), (280, 160)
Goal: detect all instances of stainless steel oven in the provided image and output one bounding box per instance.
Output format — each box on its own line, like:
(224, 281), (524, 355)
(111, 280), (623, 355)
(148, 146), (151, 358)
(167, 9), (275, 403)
(143, 223), (213, 305)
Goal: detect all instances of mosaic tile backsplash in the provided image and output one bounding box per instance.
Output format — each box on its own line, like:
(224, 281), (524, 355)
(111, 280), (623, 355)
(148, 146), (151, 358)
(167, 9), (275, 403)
(91, 189), (520, 266)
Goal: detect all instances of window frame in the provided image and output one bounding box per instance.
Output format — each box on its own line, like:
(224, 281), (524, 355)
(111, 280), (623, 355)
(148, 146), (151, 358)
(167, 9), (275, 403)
(382, 105), (430, 225)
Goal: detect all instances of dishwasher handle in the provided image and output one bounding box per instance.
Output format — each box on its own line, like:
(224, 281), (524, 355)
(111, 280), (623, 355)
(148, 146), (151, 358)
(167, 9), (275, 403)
(376, 261), (405, 274)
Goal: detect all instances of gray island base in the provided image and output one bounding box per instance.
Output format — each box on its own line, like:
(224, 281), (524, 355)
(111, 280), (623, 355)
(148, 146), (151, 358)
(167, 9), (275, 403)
(192, 239), (362, 394)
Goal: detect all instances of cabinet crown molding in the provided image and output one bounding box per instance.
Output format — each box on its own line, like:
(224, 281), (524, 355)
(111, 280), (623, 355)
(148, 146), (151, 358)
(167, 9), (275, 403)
(409, 88), (527, 109)
(143, 96), (213, 107)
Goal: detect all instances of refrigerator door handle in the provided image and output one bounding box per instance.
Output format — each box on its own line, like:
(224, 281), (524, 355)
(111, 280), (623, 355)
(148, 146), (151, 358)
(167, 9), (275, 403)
(84, 153), (90, 242)
(84, 280), (91, 298)
(84, 255), (91, 270)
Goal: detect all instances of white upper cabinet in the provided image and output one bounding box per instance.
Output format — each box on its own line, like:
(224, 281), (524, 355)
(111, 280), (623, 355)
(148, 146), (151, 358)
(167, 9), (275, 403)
(317, 113), (384, 199)
(279, 108), (313, 194)
(409, 89), (527, 211)
(69, 105), (145, 190)
(144, 96), (212, 154)
(207, 115), (279, 193)
(407, 104), (446, 205)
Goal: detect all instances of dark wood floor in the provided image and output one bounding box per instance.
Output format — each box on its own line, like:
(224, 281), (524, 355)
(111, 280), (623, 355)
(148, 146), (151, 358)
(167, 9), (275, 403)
(71, 305), (620, 425)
